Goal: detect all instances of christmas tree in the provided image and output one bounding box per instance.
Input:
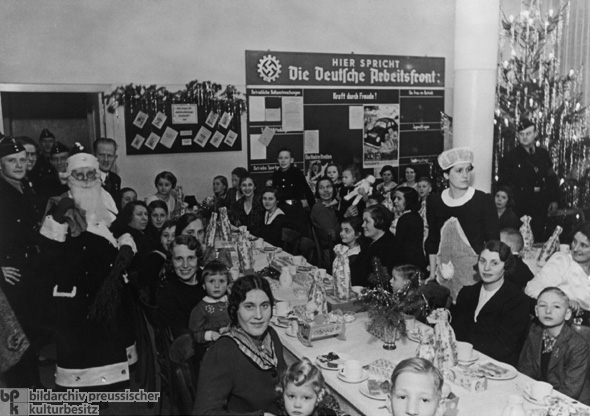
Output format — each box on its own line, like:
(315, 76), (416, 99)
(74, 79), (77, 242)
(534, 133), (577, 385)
(494, 0), (588, 198)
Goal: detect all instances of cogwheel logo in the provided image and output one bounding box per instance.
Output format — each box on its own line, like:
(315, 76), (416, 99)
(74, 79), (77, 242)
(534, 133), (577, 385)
(257, 55), (282, 83)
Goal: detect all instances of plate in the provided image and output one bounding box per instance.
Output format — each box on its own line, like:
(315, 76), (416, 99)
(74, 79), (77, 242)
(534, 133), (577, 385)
(286, 329), (298, 337)
(478, 362), (518, 380)
(316, 353), (351, 371)
(522, 392), (550, 407)
(337, 369), (369, 384)
(458, 351), (480, 365)
(359, 384), (387, 401)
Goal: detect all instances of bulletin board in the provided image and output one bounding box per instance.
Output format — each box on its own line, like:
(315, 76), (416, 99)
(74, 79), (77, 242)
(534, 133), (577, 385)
(245, 50), (445, 181)
(124, 100), (242, 155)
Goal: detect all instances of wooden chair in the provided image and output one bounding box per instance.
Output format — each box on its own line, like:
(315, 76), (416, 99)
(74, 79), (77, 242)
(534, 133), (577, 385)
(299, 236), (318, 266)
(168, 334), (199, 415)
(282, 228), (301, 256)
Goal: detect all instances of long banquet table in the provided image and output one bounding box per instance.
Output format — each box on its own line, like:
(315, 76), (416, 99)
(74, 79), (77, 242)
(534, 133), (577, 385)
(240, 242), (589, 416)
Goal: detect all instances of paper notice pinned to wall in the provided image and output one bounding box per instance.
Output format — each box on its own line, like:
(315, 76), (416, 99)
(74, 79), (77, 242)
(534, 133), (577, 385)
(210, 131), (225, 148)
(303, 130), (319, 154)
(224, 130), (238, 147)
(131, 134), (146, 150)
(145, 132), (161, 150)
(194, 126), (212, 148)
(218, 112), (233, 129)
(133, 111), (148, 129)
(152, 112), (167, 129)
(172, 104), (198, 124)
(250, 134), (266, 160)
(205, 111), (220, 128)
(160, 127), (179, 148)
(249, 97), (265, 122)
(349, 106), (364, 129)
(265, 108), (281, 122)
(258, 127), (275, 147)
(282, 96), (303, 132)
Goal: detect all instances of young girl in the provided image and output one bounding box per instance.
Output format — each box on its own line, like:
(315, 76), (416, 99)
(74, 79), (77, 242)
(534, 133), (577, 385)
(260, 186), (286, 247)
(338, 217), (364, 286)
(390, 264), (427, 318)
(146, 171), (178, 217)
(189, 260), (231, 351)
(338, 165), (364, 219)
(277, 357), (336, 416)
(495, 185), (521, 230)
(145, 200), (169, 242)
(325, 163), (342, 198)
(389, 357), (443, 416)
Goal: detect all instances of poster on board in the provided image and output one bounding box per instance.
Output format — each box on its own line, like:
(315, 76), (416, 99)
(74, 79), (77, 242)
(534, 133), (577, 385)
(362, 104), (399, 169)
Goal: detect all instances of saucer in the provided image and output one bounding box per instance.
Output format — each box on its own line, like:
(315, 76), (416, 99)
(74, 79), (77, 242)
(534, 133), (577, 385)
(286, 329), (297, 337)
(337, 369), (369, 384)
(522, 392), (550, 407)
(359, 384), (387, 401)
(458, 351), (480, 365)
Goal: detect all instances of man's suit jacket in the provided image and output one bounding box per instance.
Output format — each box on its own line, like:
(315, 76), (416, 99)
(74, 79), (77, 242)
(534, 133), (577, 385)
(103, 171), (121, 198)
(451, 280), (530, 366)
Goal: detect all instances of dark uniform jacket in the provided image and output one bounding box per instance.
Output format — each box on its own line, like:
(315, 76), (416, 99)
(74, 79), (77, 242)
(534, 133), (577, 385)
(102, 171), (121, 198)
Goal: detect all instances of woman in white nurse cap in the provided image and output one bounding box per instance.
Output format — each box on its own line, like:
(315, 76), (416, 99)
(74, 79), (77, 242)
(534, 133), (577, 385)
(423, 147), (499, 301)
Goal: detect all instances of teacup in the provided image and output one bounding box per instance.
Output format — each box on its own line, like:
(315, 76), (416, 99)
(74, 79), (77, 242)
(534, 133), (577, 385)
(229, 268), (240, 281)
(457, 341), (474, 361)
(560, 244), (570, 254)
(275, 301), (291, 317)
(530, 381), (553, 402)
(292, 255), (305, 266)
(289, 265), (297, 275)
(339, 359), (363, 380)
(287, 321), (298, 336)
(255, 238), (264, 249)
(317, 268), (327, 278)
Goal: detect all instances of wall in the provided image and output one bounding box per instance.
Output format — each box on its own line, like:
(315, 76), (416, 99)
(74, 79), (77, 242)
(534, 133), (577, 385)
(0, 0), (455, 200)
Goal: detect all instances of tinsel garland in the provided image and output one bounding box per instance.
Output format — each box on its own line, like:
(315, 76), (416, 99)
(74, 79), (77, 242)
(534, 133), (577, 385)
(103, 81), (247, 117)
(494, 0), (590, 208)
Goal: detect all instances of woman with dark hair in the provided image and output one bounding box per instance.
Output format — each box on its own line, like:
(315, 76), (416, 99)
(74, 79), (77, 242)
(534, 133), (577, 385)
(117, 200), (159, 257)
(229, 174), (264, 236)
(146, 171), (179, 217)
(451, 240), (530, 366)
(526, 223), (590, 324)
(355, 205), (397, 287)
(145, 200), (168, 242)
(259, 186), (285, 247)
(212, 175), (230, 209)
(157, 235), (205, 337)
(495, 185), (521, 230)
(194, 274), (286, 415)
(227, 167), (248, 205)
(310, 177), (340, 268)
(399, 164), (419, 189)
(375, 164), (397, 196)
(391, 186), (426, 270)
(176, 212), (207, 246)
(338, 216), (365, 286)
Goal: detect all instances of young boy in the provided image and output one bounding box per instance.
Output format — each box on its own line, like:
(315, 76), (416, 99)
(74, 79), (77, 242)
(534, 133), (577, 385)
(518, 287), (590, 403)
(500, 228), (534, 291)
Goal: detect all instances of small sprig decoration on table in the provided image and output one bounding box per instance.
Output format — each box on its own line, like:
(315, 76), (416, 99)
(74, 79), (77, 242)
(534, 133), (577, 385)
(355, 258), (428, 340)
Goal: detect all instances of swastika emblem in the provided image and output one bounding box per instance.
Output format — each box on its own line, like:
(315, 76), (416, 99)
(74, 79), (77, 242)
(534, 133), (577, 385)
(257, 55), (282, 83)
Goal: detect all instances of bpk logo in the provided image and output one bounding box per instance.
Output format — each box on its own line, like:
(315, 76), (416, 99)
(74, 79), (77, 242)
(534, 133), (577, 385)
(257, 55), (282, 83)
(0, 389), (28, 415)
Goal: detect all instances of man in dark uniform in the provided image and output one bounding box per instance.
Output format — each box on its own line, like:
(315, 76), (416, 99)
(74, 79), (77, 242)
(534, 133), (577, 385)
(40, 152), (136, 390)
(0, 137), (43, 387)
(38, 142), (70, 200)
(93, 138), (121, 197)
(499, 119), (559, 241)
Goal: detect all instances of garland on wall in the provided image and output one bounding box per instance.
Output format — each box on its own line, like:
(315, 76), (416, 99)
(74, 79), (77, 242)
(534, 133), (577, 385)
(494, 0), (590, 208)
(104, 81), (247, 117)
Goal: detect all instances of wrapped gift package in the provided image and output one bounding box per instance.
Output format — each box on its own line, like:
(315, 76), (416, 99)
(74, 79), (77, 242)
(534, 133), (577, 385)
(446, 367), (488, 392)
(440, 392), (460, 416)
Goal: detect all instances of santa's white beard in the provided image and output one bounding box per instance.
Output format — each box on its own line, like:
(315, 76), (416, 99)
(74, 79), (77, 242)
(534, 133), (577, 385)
(69, 177), (114, 227)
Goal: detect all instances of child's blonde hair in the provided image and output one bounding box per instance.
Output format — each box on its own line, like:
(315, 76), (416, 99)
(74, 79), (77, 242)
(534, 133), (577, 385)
(276, 357), (326, 402)
(390, 357), (443, 395)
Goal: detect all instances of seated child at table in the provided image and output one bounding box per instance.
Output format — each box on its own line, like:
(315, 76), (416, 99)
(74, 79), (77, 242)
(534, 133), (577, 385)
(276, 357), (337, 416)
(189, 260), (231, 354)
(390, 264), (428, 319)
(390, 357), (443, 416)
(500, 227), (534, 291)
(146, 171), (179, 217)
(518, 287), (590, 403)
